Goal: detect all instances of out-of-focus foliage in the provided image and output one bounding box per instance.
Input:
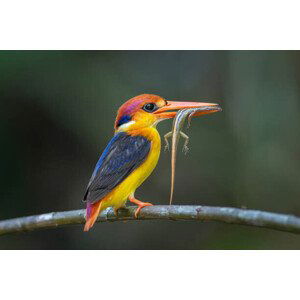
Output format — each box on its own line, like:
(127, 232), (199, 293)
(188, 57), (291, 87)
(0, 50), (300, 249)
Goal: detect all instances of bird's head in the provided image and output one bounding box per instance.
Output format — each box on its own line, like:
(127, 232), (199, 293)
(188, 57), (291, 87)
(115, 94), (220, 132)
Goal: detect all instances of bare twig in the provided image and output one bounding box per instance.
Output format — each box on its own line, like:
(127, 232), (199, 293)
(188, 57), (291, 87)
(0, 205), (300, 236)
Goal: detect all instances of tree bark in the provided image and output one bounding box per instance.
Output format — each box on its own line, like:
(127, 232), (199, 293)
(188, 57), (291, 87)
(0, 205), (300, 236)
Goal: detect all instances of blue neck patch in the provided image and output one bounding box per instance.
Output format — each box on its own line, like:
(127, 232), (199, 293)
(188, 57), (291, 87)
(117, 115), (131, 127)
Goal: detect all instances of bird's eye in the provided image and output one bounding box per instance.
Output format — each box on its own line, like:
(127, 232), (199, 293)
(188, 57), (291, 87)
(142, 103), (158, 112)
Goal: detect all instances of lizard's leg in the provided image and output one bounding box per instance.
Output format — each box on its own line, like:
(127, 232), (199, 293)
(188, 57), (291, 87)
(163, 132), (172, 152)
(180, 131), (190, 155)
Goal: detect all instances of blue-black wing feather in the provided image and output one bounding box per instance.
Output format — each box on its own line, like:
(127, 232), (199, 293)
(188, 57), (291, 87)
(83, 132), (151, 203)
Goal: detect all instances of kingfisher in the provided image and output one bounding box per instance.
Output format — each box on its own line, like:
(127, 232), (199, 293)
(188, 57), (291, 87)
(83, 94), (219, 231)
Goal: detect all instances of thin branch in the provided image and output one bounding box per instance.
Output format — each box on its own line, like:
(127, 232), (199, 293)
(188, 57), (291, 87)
(0, 205), (300, 236)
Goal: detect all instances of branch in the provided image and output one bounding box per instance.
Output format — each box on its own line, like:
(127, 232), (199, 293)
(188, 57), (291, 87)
(0, 205), (300, 236)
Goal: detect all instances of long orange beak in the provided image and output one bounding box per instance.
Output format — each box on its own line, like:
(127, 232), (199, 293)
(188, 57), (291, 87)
(154, 101), (221, 119)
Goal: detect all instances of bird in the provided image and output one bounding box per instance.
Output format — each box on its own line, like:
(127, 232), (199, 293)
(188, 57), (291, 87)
(83, 94), (220, 231)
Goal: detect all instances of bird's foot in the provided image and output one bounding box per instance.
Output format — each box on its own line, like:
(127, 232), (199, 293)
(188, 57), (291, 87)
(114, 206), (127, 217)
(114, 207), (120, 217)
(134, 202), (153, 218)
(129, 196), (153, 218)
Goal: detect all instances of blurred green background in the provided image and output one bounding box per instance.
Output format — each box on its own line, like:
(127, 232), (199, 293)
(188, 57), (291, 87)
(0, 50), (300, 249)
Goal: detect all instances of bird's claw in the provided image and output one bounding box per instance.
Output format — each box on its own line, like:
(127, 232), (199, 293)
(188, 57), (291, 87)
(134, 202), (153, 218)
(129, 195), (153, 218)
(114, 206), (127, 217)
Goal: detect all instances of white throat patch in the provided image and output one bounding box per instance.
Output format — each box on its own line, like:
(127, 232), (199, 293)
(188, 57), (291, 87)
(116, 120), (136, 132)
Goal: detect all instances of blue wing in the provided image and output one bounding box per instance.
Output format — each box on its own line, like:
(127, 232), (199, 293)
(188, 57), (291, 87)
(83, 132), (151, 203)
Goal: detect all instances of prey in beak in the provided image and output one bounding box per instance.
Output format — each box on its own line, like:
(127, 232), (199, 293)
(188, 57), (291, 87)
(155, 101), (221, 119)
(158, 101), (222, 205)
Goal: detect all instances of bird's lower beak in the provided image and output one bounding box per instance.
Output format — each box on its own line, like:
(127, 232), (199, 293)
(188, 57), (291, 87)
(155, 101), (221, 119)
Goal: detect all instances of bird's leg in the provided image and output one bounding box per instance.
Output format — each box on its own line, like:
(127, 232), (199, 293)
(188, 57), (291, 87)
(114, 204), (127, 217)
(180, 131), (190, 155)
(114, 207), (121, 217)
(163, 132), (172, 152)
(129, 194), (153, 218)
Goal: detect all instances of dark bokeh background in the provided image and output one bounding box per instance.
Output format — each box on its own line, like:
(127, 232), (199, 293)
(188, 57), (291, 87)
(1, 50), (300, 249)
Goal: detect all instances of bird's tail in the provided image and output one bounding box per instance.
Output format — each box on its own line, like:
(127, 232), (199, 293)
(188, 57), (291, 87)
(84, 200), (103, 231)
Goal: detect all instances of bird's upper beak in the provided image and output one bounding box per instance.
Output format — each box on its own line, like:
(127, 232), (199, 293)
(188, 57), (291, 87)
(154, 101), (221, 119)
